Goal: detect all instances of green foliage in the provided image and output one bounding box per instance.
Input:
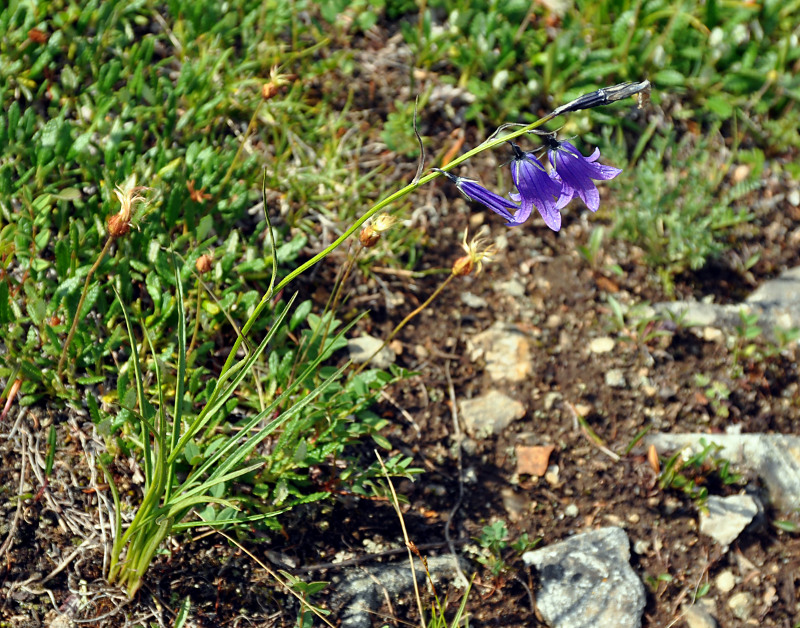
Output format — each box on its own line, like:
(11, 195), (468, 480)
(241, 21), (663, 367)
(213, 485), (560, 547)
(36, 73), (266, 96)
(659, 438), (742, 504)
(0, 0), (393, 402)
(727, 309), (800, 377)
(474, 520), (538, 579)
(694, 373), (731, 419)
(400, 0), (800, 150)
(605, 129), (756, 290)
(103, 254), (420, 597)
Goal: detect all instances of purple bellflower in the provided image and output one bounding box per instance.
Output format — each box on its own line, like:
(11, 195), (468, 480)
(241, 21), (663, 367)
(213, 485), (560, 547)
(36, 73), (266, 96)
(545, 137), (622, 213)
(433, 168), (521, 224)
(508, 142), (564, 231)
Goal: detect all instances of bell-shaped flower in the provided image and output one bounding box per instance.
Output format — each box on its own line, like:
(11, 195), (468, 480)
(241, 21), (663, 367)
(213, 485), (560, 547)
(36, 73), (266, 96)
(546, 138), (622, 213)
(508, 143), (564, 231)
(434, 168), (520, 224)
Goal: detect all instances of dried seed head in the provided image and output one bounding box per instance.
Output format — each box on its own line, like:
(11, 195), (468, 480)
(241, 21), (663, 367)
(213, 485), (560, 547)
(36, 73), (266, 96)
(359, 214), (398, 248)
(359, 225), (381, 248)
(107, 184), (149, 238)
(195, 253), (213, 274)
(452, 255), (474, 277)
(261, 66), (294, 100)
(261, 82), (279, 100)
(452, 226), (496, 276)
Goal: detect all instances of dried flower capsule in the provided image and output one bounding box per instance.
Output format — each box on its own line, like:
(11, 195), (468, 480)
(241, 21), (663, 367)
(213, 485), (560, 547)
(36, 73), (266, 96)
(359, 214), (397, 248)
(452, 227), (496, 276)
(195, 253), (213, 274)
(107, 184), (148, 238)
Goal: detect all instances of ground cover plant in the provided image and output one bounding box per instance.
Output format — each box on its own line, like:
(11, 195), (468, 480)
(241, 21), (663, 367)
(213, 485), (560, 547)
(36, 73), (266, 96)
(1, 0), (800, 626)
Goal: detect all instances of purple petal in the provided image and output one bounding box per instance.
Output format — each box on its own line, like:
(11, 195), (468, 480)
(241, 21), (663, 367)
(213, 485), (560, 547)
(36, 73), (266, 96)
(457, 179), (519, 222)
(549, 142), (621, 213)
(511, 151), (563, 230)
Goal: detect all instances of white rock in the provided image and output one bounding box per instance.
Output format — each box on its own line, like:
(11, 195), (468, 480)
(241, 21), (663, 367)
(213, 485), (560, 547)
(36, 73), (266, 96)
(459, 390), (526, 439)
(589, 336), (615, 353)
(467, 322), (533, 382)
(699, 494), (760, 546)
(347, 335), (395, 368)
(715, 569), (736, 593)
(727, 591), (754, 620)
(683, 604), (719, 628)
(605, 368), (627, 388)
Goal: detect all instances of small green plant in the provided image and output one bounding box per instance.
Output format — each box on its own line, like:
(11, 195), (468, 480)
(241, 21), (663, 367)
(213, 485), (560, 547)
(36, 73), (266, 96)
(474, 520), (539, 580)
(576, 225), (606, 269)
(279, 573), (330, 628)
(730, 309), (763, 376)
(605, 295), (673, 354)
(645, 572), (674, 592)
(476, 520), (510, 578)
(659, 439), (742, 504)
(693, 373), (732, 419)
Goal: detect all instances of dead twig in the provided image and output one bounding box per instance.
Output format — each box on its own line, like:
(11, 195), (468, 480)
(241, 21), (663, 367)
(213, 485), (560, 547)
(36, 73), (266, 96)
(565, 401), (621, 462)
(0, 424), (27, 561)
(443, 360), (469, 588)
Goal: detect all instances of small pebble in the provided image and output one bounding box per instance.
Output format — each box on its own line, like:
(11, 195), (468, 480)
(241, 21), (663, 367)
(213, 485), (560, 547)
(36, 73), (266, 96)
(605, 368), (627, 388)
(565, 503), (579, 518)
(727, 591), (754, 620)
(544, 464), (560, 486)
(715, 569), (736, 594)
(589, 337), (615, 353)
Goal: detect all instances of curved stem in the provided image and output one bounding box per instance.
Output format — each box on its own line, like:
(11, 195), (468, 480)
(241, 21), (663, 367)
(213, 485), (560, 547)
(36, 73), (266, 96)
(57, 236), (114, 380)
(222, 115), (553, 376)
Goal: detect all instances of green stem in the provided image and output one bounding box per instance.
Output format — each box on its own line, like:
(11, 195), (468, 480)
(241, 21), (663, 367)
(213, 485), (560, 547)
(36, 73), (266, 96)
(57, 236), (114, 380)
(221, 115), (553, 376)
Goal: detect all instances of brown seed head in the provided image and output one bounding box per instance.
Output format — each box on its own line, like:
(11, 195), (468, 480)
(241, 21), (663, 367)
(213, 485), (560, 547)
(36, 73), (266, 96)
(359, 214), (398, 248)
(261, 66), (294, 100)
(262, 82), (279, 100)
(359, 225), (381, 248)
(28, 28), (49, 43)
(107, 184), (149, 238)
(195, 253), (213, 274)
(452, 227), (496, 276)
(452, 255), (474, 276)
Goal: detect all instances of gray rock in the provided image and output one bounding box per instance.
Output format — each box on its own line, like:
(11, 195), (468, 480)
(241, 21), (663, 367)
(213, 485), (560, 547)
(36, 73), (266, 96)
(459, 390), (526, 439)
(347, 335), (395, 369)
(332, 555), (470, 628)
(727, 591), (754, 620)
(699, 494), (761, 546)
(646, 433), (800, 511)
(467, 322), (533, 382)
(461, 292), (488, 308)
(605, 368), (627, 388)
(522, 527), (645, 628)
(655, 265), (800, 341)
(683, 604), (719, 628)
(495, 279), (526, 297)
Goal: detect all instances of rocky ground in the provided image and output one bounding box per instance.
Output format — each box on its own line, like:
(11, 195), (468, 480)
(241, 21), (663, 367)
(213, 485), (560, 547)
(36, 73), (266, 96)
(2, 177), (800, 626)
(3, 23), (800, 628)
